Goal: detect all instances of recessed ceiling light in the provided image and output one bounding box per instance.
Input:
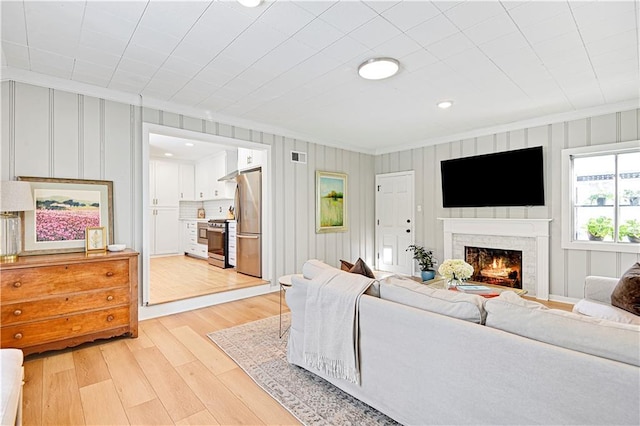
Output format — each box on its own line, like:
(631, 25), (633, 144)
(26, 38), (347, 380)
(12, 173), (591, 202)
(237, 0), (262, 7)
(358, 58), (400, 80)
(185, 142), (194, 147)
(437, 100), (454, 109)
(164, 152), (173, 157)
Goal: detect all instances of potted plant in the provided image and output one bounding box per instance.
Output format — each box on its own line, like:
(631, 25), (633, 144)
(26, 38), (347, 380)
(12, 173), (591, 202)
(406, 244), (437, 281)
(619, 219), (640, 243)
(585, 216), (613, 241)
(588, 192), (612, 206)
(623, 189), (640, 206)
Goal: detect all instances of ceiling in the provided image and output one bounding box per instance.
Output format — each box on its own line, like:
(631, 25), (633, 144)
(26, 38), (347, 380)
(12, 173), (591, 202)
(2, 1), (638, 154)
(149, 133), (227, 161)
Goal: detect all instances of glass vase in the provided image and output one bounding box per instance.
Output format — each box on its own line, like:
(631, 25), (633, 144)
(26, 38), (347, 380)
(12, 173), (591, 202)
(446, 277), (463, 290)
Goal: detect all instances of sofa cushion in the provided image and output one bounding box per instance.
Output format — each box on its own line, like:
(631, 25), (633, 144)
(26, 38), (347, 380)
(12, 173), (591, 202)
(302, 259), (334, 280)
(573, 299), (640, 325)
(301, 259), (379, 297)
(379, 276), (487, 323)
(349, 258), (375, 279)
(485, 292), (640, 366)
(611, 262), (640, 316)
(340, 259), (354, 271)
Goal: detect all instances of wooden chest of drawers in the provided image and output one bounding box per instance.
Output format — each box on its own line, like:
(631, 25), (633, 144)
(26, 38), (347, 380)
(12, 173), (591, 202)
(0, 250), (138, 356)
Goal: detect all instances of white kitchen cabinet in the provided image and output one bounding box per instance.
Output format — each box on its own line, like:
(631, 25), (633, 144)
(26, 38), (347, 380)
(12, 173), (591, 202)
(179, 163), (195, 201)
(150, 208), (180, 255)
(182, 220), (207, 259)
(238, 147), (262, 171)
(150, 160), (180, 207)
(195, 150), (237, 200)
(195, 156), (215, 200)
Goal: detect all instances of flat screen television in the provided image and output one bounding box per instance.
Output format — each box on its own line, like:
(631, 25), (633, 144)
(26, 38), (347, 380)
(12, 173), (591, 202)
(441, 146), (545, 208)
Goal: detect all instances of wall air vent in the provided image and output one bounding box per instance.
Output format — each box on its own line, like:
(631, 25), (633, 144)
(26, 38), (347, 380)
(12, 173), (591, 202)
(291, 151), (307, 164)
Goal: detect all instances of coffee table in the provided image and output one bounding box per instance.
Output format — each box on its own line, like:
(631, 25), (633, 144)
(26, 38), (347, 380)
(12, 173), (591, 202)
(424, 277), (527, 297)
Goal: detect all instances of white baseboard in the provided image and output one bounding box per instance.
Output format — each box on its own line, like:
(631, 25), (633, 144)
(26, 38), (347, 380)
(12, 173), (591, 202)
(139, 283), (278, 320)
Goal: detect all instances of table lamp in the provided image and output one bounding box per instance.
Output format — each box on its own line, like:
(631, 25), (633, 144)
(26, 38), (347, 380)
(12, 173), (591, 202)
(0, 180), (34, 262)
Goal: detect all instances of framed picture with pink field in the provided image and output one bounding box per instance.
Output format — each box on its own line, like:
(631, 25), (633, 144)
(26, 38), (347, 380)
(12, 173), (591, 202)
(18, 176), (114, 255)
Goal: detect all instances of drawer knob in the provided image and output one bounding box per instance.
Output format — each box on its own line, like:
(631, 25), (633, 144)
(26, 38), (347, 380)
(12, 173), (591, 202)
(14, 333), (23, 340)
(13, 309), (22, 316)
(106, 295), (114, 301)
(107, 315), (114, 322)
(13, 282), (21, 288)
(106, 271), (114, 277)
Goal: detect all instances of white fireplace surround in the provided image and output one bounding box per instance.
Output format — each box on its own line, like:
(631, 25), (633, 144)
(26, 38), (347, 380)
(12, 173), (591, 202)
(439, 218), (551, 300)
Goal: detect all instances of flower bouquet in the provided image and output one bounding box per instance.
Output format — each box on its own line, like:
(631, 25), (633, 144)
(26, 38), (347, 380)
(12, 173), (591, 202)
(438, 259), (474, 289)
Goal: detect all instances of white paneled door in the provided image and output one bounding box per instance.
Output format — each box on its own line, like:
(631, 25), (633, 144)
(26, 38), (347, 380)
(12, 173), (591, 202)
(375, 171), (415, 275)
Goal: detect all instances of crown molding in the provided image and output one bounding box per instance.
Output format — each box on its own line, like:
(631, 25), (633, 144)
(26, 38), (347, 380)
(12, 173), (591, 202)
(374, 99), (640, 155)
(0, 66), (376, 155)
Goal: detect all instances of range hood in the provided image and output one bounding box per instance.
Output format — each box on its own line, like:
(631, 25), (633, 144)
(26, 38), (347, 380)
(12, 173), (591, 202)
(218, 170), (239, 182)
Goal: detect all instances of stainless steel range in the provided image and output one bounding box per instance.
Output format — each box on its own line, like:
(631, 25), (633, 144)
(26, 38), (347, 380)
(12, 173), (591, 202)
(207, 219), (228, 268)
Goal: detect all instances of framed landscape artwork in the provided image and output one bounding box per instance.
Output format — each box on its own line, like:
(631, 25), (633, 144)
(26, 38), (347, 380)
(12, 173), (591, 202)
(316, 171), (347, 233)
(18, 176), (114, 255)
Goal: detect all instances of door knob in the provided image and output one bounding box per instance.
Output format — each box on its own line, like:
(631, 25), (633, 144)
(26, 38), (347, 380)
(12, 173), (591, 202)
(406, 229), (410, 233)
(407, 219), (411, 223)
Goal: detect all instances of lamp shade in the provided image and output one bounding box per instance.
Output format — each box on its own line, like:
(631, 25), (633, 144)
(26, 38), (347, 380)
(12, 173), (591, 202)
(0, 181), (34, 212)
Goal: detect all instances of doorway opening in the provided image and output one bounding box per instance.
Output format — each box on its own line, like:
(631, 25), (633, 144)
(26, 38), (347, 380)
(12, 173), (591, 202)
(142, 123), (273, 307)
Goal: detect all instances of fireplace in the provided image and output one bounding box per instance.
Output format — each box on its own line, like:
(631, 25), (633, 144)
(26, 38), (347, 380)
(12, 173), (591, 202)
(440, 218), (551, 299)
(465, 246), (522, 289)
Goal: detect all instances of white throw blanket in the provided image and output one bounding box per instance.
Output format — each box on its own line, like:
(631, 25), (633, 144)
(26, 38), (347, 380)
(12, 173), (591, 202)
(303, 269), (375, 384)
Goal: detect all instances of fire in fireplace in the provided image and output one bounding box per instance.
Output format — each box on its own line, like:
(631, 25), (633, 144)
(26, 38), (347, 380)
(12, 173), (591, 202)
(465, 246), (523, 289)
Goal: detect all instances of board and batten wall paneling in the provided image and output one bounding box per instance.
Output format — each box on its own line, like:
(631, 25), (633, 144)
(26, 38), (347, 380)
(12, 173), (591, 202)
(2, 81), (376, 294)
(376, 108), (640, 299)
(3, 82), (138, 250)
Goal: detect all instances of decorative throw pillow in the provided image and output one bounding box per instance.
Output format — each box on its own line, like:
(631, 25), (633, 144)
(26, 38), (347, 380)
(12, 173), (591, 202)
(611, 262), (640, 316)
(340, 259), (354, 272)
(349, 258), (375, 279)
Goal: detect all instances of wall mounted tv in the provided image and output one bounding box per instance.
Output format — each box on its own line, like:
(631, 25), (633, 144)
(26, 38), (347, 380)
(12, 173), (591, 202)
(441, 146), (545, 208)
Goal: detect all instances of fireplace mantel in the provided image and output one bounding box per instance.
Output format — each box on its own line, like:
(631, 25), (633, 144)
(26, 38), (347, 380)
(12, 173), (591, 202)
(439, 218), (552, 300)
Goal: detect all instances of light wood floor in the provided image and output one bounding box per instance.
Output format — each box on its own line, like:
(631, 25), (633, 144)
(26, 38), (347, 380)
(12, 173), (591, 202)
(149, 255), (268, 305)
(22, 293), (300, 426)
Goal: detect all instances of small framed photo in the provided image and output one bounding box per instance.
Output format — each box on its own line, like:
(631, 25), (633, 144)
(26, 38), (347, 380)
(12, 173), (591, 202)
(86, 227), (106, 253)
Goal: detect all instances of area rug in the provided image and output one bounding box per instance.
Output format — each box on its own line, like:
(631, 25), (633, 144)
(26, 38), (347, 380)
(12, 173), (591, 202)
(207, 314), (399, 426)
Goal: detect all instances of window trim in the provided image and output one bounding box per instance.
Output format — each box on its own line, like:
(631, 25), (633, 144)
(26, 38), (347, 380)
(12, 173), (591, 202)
(561, 140), (640, 254)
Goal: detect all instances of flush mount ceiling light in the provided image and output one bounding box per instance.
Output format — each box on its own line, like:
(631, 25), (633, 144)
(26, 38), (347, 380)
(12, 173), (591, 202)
(237, 0), (262, 7)
(437, 100), (454, 109)
(164, 152), (173, 157)
(358, 57), (399, 80)
(185, 142), (194, 147)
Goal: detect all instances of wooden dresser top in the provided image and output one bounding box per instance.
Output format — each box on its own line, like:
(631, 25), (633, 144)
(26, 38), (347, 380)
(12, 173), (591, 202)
(0, 249), (139, 270)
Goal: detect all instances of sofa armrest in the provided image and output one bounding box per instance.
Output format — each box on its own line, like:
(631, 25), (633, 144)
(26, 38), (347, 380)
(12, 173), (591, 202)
(584, 276), (619, 303)
(1, 349), (24, 426)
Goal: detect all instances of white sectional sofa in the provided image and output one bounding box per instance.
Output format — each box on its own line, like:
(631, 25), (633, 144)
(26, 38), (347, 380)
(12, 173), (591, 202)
(286, 260), (640, 425)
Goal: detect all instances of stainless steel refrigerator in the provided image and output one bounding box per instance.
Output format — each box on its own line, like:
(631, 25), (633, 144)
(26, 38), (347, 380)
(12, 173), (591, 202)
(235, 167), (261, 277)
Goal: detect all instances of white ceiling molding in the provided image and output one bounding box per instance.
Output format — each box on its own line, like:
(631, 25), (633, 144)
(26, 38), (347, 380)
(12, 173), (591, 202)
(375, 99), (640, 155)
(2, 66), (637, 156)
